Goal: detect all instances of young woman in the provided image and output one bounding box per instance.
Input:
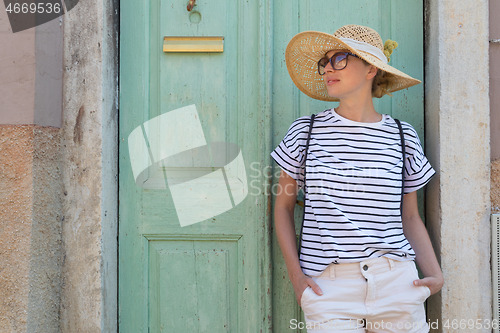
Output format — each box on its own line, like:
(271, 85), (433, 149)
(271, 25), (443, 332)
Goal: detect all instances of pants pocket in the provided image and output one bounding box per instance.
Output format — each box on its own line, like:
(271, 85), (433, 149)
(421, 285), (431, 301)
(409, 262), (431, 302)
(300, 286), (311, 307)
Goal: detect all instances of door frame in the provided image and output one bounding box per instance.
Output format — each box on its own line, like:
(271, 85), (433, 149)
(92, 0), (494, 331)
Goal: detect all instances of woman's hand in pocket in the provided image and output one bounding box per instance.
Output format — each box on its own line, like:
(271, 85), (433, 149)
(290, 272), (323, 304)
(413, 275), (443, 295)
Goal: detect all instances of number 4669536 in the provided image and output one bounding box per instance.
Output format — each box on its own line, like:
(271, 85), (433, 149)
(5, 2), (62, 14)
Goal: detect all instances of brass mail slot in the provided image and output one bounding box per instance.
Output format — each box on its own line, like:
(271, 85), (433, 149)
(163, 36), (224, 53)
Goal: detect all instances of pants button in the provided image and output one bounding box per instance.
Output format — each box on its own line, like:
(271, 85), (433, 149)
(362, 265), (368, 271)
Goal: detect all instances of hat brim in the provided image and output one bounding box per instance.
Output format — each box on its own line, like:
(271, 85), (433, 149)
(285, 31), (421, 102)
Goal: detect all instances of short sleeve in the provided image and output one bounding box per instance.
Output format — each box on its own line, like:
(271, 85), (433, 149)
(270, 116), (311, 189)
(402, 124), (436, 194)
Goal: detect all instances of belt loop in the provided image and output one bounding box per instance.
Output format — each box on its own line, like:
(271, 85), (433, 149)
(329, 263), (336, 280)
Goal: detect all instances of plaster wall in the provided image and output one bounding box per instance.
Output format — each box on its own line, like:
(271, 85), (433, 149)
(34, 19), (63, 128)
(0, 5), (62, 127)
(0, 125), (62, 333)
(0, 2), (64, 332)
(425, 0), (491, 331)
(493, 162), (500, 212)
(0, 0), (118, 330)
(0, 8), (35, 124)
(0, 126), (34, 332)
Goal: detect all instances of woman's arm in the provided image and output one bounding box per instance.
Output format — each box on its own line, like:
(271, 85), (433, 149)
(401, 191), (444, 295)
(274, 170), (323, 303)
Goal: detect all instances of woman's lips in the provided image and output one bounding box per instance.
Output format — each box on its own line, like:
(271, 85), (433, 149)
(325, 78), (339, 85)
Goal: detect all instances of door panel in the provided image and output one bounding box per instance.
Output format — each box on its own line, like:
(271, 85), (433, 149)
(148, 236), (239, 332)
(120, 0), (271, 332)
(120, 0), (423, 332)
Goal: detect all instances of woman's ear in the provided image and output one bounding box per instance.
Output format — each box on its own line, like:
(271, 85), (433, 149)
(367, 66), (378, 80)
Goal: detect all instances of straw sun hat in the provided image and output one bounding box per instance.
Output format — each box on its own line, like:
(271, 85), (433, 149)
(285, 24), (421, 101)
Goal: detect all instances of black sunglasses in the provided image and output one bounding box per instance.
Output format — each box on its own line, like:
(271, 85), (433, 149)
(317, 52), (360, 75)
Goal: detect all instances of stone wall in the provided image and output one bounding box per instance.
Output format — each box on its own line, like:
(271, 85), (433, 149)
(59, 0), (118, 331)
(491, 0), (500, 214)
(425, 0), (491, 331)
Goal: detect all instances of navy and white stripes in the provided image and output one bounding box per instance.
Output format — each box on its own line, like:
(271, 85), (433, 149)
(271, 109), (435, 276)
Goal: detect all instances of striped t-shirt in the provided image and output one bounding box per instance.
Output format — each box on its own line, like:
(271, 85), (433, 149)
(271, 109), (435, 276)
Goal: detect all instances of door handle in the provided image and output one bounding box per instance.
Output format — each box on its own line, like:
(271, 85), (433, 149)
(187, 0), (196, 11)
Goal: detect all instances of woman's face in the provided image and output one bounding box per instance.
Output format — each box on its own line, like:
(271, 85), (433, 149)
(322, 50), (376, 100)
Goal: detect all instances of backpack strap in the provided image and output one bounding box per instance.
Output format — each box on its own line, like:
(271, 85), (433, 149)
(394, 119), (406, 215)
(297, 114), (316, 254)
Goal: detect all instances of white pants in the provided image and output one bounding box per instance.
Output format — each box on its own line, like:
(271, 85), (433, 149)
(300, 257), (430, 333)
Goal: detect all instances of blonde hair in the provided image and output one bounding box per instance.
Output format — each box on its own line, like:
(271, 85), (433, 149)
(372, 69), (392, 98)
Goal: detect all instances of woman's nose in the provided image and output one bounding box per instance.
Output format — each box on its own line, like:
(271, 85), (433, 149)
(324, 60), (334, 72)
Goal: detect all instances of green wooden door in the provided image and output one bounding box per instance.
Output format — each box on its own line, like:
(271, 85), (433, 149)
(119, 0), (272, 331)
(119, 0), (423, 332)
